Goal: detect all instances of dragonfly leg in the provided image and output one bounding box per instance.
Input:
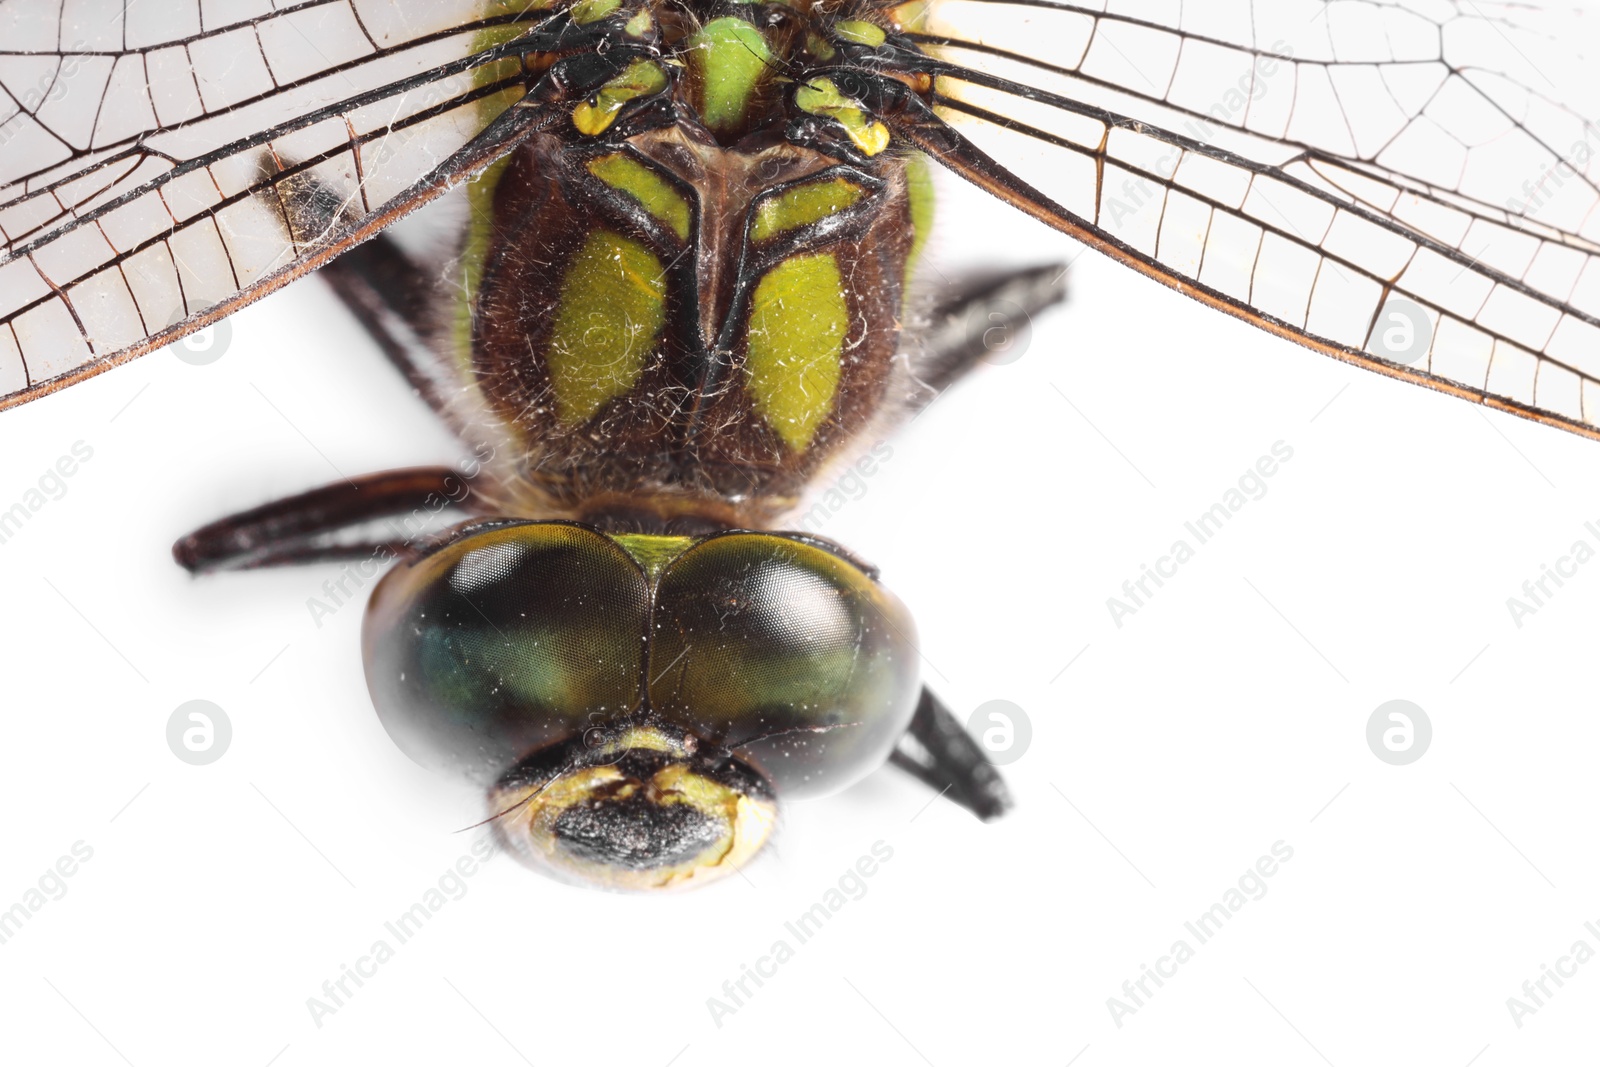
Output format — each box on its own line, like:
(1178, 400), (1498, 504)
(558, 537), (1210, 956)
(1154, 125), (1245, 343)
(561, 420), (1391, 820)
(909, 262), (1068, 411)
(889, 687), (1015, 821)
(320, 232), (463, 424)
(173, 467), (480, 574)
(270, 157), (471, 426)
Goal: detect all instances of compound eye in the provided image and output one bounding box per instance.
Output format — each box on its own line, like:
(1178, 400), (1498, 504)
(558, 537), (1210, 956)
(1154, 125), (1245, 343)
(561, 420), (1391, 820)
(648, 534), (919, 798)
(362, 522), (650, 782)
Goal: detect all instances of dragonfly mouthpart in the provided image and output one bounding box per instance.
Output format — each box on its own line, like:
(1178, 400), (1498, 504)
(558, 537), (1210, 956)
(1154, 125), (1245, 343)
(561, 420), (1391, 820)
(486, 722), (778, 891)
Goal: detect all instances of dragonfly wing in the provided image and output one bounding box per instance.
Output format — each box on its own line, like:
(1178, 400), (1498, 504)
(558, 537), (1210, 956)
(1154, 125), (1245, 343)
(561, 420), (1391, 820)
(905, 0), (1600, 439)
(0, 0), (549, 409)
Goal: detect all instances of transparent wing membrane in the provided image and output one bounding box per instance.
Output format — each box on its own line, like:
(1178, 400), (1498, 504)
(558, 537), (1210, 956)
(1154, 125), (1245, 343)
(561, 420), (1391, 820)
(0, 0), (546, 406)
(2, 0), (1599, 440)
(907, 0), (1600, 438)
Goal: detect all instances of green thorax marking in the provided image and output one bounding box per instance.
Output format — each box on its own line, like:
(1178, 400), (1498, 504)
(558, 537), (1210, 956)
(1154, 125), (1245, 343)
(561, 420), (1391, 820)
(905, 152), (936, 279)
(744, 253), (849, 452)
(751, 177), (865, 242)
(588, 153), (692, 240)
(570, 0), (621, 22)
(547, 231), (667, 425)
(834, 19), (886, 47)
(686, 16), (773, 138)
(454, 3), (926, 482)
(454, 3), (560, 391)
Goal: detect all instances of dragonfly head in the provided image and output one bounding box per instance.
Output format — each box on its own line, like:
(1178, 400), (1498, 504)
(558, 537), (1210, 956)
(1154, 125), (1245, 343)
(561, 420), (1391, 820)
(362, 521), (921, 891)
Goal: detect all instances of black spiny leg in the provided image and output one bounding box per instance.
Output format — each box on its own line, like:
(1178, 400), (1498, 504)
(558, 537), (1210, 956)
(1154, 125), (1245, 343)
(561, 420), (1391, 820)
(320, 231), (468, 427)
(179, 181), (483, 575)
(890, 687), (1015, 821)
(911, 263), (1068, 410)
(888, 268), (1064, 812)
(173, 468), (478, 574)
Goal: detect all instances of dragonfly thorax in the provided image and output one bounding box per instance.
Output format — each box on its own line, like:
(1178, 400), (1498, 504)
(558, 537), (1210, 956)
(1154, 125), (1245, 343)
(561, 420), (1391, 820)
(453, 1), (935, 531)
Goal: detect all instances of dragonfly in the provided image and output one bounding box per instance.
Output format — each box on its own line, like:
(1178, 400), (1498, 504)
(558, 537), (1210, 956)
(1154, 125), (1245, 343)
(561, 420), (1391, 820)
(1, 0), (1596, 890)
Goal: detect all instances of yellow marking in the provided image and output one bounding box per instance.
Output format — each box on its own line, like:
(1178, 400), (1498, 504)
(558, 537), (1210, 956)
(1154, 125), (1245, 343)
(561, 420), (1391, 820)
(647, 765), (779, 885)
(546, 231), (667, 425)
(794, 78), (891, 156)
(834, 20), (887, 48)
(744, 253), (848, 452)
(887, 1), (930, 32)
(609, 534), (696, 584)
(751, 177), (865, 242)
(570, 0), (620, 23)
(612, 726), (681, 754)
(653, 764), (738, 812)
(625, 8), (652, 36)
(587, 153), (692, 241)
(573, 59), (669, 136)
(521, 765), (626, 823)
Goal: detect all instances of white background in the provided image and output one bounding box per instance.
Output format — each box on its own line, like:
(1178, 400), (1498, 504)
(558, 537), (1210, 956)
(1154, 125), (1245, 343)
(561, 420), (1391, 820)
(2, 153), (1600, 1067)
